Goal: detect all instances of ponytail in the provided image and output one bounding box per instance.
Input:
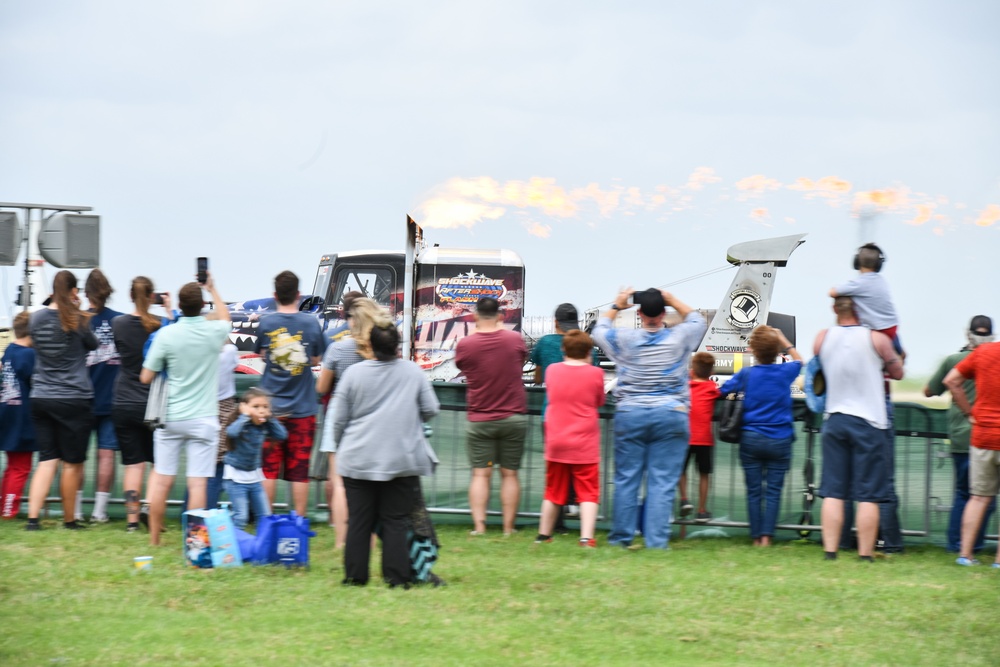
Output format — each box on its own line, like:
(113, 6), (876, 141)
(52, 270), (90, 332)
(131, 276), (162, 333)
(85, 268), (114, 312)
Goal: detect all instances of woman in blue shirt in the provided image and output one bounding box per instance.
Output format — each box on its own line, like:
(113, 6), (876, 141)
(720, 325), (802, 547)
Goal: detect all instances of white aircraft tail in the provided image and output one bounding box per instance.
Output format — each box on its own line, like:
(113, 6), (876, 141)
(699, 233), (806, 374)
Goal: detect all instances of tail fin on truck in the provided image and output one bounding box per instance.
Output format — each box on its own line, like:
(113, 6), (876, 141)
(699, 233), (806, 360)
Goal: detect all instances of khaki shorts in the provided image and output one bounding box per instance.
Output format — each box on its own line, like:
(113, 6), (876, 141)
(466, 415), (527, 470)
(969, 446), (1000, 497)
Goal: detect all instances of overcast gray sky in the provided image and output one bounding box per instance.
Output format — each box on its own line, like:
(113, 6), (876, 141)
(2, 1), (998, 375)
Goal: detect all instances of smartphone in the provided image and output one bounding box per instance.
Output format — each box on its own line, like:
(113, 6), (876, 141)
(196, 257), (208, 284)
(153, 292), (166, 306)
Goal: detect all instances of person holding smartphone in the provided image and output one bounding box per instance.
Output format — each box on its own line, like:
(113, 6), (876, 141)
(139, 272), (231, 545)
(591, 287), (707, 550)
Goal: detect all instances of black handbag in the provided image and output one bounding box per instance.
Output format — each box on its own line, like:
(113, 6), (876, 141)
(717, 369), (750, 444)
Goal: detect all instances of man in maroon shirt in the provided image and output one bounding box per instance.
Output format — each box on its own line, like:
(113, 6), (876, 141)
(455, 297), (528, 536)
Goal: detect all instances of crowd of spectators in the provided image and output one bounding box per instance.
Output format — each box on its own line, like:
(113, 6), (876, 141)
(2, 243), (998, 583)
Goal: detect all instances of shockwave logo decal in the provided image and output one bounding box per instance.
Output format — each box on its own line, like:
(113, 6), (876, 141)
(726, 288), (761, 329)
(435, 270), (507, 304)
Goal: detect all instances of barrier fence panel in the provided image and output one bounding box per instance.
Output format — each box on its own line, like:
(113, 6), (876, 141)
(23, 382), (996, 546)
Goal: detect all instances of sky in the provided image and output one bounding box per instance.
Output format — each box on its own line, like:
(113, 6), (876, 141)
(1, 1), (998, 376)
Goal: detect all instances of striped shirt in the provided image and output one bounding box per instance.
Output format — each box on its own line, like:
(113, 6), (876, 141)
(593, 312), (706, 409)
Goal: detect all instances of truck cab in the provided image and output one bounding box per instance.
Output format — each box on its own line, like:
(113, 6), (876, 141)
(311, 247), (525, 382)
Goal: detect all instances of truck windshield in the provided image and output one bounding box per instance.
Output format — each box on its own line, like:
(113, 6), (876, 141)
(332, 266), (395, 307)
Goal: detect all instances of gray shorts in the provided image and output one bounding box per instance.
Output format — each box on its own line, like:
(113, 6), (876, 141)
(466, 414), (527, 470)
(969, 446), (1000, 497)
(153, 417), (219, 478)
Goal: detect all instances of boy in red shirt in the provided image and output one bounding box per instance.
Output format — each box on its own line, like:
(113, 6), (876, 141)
(679, 352), (720, 522)
(535, 330), (606, 547)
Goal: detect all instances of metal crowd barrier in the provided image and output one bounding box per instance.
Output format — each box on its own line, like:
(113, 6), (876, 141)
(29, 383), (995, 545)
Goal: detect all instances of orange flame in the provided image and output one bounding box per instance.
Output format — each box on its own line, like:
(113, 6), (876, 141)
(523, 221), (552, 238)
(907, 203), (934, 226)
(789, 176), (852, 194)
(975, 204), (1000, 227)
(736, 175), (782, 196)
(683, 167), (721, 191)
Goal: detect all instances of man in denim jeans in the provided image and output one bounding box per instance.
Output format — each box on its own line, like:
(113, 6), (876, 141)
(592, 287), (706, 549)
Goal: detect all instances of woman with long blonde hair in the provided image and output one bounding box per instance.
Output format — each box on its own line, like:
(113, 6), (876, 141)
(25, 271), (98, 530)
(315, 296), (385, 549)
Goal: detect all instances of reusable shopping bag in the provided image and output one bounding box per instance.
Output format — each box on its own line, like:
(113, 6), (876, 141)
(182, 508), (244, 569)
(251, 511), (316, 567)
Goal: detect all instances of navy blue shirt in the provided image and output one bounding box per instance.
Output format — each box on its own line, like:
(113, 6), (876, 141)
(0, 343), (37, 451)
(87, 307), (124, 415)
(720, 361), (802, 440)
(255, 312), (328, 418)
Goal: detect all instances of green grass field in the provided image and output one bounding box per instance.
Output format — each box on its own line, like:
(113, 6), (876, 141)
(1, 518), (996, 667)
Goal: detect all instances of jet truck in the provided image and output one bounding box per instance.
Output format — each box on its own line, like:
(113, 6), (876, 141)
(227, 217), (805, 383)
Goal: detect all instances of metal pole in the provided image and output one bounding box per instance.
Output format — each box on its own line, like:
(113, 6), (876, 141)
(402, 216), (421, 361)
(21, 208), (32, 312)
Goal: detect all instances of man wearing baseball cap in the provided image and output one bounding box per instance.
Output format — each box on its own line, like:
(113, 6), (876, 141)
(592, 287), (706, 549)
(925, 315), (996, 554)
(944, 314), (1000, 567)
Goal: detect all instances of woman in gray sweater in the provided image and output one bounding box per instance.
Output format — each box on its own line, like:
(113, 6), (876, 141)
(333, 320), (439, 587)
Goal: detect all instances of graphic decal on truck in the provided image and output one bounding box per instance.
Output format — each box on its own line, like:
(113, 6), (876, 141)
(435, 270), (508, 304)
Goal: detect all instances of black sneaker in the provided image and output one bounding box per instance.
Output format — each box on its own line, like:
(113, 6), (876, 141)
(426, 573), (447, 587)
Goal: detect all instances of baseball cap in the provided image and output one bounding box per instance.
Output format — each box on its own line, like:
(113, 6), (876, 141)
(969, 315), (993, 336)
(554, 303), (579, 332)
(635, 288), (665, 318)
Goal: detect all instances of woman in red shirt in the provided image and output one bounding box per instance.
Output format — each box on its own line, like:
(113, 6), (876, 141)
(535, 330), (606, 547)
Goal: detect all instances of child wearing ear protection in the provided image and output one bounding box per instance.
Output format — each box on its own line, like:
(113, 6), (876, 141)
(829, 242), (903, 357)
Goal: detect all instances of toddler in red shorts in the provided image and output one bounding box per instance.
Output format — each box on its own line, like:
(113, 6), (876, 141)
(535, 330), (606, 547)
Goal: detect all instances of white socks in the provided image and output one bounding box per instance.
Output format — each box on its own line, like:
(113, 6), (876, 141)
(93, 491), (110, 519)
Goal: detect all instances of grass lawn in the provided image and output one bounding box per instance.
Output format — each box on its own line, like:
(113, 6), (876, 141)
(1, 518), (996, 667)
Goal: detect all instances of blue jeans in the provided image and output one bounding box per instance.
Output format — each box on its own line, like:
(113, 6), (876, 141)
(948, 453), (996, 552)
(879, 401), (903, 551)
(739, 431), (792, 539)
(223, 479), (270, 530)
(182, 461), (225, 514)
(206, 461), (225, 509)
(609, 405), (689, 549)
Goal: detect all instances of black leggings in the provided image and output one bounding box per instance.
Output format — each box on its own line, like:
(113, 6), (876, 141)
(342, 476), (418, 586)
